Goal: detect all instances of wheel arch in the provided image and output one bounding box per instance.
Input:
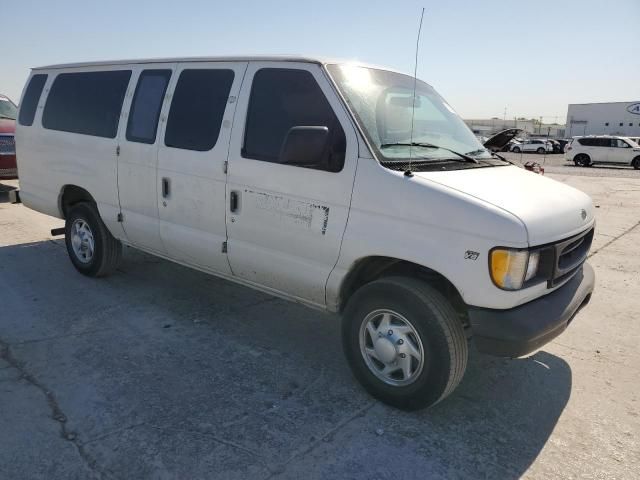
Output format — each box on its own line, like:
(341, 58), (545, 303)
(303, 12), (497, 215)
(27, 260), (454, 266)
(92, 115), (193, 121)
(337, 256), (468, 324)
(58, 185), (96, 219)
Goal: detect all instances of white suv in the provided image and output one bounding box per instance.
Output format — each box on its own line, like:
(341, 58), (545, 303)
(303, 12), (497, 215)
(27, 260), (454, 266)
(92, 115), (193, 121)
(565, 135), (640, 169)
(510, 139), (553, 154)
(15, 56), (596, 409)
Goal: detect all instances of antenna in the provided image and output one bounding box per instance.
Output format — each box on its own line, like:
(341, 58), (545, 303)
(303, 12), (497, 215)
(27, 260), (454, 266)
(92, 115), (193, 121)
(407, 7), (425, 177)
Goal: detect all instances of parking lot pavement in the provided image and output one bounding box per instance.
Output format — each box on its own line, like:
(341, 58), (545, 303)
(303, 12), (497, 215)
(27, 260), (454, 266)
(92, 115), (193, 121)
(0, 174), (639, 480)
(503, 152), (640, 178)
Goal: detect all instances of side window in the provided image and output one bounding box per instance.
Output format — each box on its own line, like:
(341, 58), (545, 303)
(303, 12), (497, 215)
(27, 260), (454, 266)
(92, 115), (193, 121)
(126, 70), (171, 144)
(18, 74), (48, 126)
(243, 68), (346, 172)
(164, 69), (234, 152)
(578, 138), (592, 146)
(595, 138), (610, 147)
(43, 70), (131, 138)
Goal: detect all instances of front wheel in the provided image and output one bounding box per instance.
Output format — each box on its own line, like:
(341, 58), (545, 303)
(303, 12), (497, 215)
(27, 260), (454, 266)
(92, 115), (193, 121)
(65, 203), (122, 277)
(342, 276), (468, 410)
(537, 147), (546, 154)
(575, 153), (591, 167)
(633, 156), (640, 170)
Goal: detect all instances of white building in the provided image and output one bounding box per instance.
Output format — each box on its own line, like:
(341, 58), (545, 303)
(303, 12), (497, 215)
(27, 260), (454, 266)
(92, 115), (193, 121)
(566, 101), (640, 138)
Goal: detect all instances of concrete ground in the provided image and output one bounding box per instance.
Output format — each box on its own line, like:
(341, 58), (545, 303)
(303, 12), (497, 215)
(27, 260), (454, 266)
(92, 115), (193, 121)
(503, 151), (640, 178)
(0, 169), (638, 480)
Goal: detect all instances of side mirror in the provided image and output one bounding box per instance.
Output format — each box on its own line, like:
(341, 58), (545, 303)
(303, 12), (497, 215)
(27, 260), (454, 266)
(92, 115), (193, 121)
(279, 126), (329, 167)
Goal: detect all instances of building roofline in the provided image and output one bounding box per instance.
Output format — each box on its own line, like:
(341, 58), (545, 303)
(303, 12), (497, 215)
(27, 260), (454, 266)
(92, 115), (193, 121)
(568, 101), (639, 106)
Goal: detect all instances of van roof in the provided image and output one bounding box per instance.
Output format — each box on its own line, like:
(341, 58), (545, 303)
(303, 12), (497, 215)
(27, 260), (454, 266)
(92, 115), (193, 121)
(33, 55), (394, 72)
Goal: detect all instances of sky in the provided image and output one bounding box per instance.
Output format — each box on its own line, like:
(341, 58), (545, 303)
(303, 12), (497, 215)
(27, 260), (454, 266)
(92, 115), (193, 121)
(4, 0), (639, 122)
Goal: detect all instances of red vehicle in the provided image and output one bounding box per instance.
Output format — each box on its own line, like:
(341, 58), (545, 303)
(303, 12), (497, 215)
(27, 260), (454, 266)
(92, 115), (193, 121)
(0, 94), (18, 180)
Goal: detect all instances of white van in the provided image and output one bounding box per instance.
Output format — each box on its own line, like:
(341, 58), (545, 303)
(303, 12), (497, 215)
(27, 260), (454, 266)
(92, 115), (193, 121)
(15, 56), (595, 409)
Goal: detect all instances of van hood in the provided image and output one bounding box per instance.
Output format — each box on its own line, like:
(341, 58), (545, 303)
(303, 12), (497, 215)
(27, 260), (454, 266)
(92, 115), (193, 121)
(415, 165), (594, 246)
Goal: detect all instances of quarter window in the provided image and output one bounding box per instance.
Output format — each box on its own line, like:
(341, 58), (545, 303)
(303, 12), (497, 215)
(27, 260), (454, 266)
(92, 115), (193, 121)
(243, 68), (346, 172)
(126, 70), (171, 144)
(18, 74), (48, 126)
(164, 69), (234, 152)
(43, 70), (131, 138)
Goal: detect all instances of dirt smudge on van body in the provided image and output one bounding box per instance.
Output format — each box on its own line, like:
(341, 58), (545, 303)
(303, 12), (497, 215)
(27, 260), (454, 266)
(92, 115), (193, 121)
(245, 190), (330, 235)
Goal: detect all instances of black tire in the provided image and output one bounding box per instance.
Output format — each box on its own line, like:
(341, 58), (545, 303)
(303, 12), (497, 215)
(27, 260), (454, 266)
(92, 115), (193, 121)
(575, 154), (591, 167)
(633, 156), (640, 170)
(65, 202), (122, 277)
(536, 147), (546, 154)
(512, 147), (521, 153)
(573, 158), (580, 167)
(342, 276), (468, 410)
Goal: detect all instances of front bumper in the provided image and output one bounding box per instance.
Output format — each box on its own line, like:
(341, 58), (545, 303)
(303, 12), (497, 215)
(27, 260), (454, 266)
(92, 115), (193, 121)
(468, 263), (595, 357)
(0, 153), (17, 179)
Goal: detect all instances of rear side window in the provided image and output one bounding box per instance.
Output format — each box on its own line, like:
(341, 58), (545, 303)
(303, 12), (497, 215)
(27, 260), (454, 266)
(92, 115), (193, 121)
(18, 74), (48, 126)
(43, 70), (131, 138)
(126, 70), (171, 144)
(243, 68), (346, 172)
(578, 138), (601, 146)
(164, 69), (234, 152)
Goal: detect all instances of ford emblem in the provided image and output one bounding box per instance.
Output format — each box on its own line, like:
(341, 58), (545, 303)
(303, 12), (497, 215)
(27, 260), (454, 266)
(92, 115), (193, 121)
(581, 209), (587, 220)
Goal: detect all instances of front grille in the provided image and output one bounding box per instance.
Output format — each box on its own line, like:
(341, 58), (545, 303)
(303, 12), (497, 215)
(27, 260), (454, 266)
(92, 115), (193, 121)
(0, 135), (15, 155)
(548, 228), (594, 287)
(0, 167), (17, 178)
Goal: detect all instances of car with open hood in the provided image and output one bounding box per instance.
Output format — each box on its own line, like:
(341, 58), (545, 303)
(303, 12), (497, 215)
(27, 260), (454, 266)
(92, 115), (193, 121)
(482, 128), (522, 152)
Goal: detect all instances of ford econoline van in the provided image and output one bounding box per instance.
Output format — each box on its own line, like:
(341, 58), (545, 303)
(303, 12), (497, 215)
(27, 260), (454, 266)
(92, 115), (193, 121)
(15, 56), (595, 409)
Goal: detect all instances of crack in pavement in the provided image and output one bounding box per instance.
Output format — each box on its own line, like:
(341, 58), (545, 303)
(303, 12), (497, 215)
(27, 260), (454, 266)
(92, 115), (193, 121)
(147, 424), (266, 460)
(589, 219), (640, 259)
(83, 421), (150, 445)
(0, 338), (110, 480)
(265, 402), (375, 479)
(12, 327), (114, 347)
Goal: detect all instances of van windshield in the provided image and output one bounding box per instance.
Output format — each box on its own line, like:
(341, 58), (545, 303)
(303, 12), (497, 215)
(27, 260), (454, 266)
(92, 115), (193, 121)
(326, 64), (495, 166)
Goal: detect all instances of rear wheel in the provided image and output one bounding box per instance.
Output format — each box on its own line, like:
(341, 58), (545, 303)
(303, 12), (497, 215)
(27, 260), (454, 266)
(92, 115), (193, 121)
(632, 156), (640, 170)
(65, 203), (122, 277)
(342, 276), (468, 410)
(575, 153), (591, 167)
(536, 147), (546, 154)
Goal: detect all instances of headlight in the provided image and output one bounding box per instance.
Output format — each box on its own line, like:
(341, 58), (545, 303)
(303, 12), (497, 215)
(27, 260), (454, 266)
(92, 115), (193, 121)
(490, 248), (540, 290)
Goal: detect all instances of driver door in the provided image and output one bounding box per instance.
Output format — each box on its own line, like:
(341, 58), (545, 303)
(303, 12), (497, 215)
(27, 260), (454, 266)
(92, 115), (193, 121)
(224, 62), (358, 306)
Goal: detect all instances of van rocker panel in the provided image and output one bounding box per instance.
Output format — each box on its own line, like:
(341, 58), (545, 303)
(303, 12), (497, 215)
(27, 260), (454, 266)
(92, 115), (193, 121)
(468, 263), (595, 357)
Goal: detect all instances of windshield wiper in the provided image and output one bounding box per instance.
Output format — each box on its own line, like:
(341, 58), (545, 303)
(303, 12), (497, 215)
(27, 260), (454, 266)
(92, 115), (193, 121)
(465, 148), (512, 164)
(380, 142), (478, 164)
